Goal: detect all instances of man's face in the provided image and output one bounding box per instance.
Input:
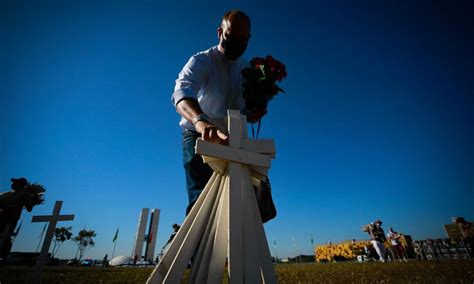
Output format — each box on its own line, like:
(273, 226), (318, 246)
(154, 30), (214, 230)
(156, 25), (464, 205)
(217, 17), (251, 60)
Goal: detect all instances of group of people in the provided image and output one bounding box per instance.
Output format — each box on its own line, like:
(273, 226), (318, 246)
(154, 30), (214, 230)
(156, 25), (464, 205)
(364, 220), (407, 262)
(365, 217), (473, 262)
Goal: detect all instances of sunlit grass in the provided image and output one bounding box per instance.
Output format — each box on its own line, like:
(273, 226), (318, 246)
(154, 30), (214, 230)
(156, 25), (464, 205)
(0, 260), (473, 283)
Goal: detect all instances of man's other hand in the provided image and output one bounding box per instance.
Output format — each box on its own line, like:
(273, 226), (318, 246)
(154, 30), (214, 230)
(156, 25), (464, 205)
(195, 121), (228, 144)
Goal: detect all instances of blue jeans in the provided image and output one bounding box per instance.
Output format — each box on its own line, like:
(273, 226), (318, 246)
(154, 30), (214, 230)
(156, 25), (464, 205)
(182, 129), (213, 215)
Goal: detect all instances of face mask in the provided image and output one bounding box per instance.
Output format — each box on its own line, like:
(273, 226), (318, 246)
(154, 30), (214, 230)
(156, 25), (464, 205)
(221, 36), (248, 60)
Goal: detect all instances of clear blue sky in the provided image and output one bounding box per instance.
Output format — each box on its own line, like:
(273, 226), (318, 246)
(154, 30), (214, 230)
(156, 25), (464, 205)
(1, 0), (473, 260)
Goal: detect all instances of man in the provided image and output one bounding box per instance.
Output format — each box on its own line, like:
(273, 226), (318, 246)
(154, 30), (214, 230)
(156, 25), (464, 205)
(387, 227), (407, 261)
(453, 217), (473, 257)
(162, 223), (181, 251)
(368, 220), (387, 262)
(0, 178), (29, 258)
(102, 254), (108, 267)
(171, 10), (263, 215)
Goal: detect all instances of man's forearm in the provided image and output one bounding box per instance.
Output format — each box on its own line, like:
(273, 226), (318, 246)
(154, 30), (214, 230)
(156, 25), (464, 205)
(176, 98), (228, 143)
(176, 98), (204, 124)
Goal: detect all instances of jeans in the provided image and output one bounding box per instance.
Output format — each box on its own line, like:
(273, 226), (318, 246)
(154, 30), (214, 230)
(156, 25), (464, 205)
(182, 129), (213, 215)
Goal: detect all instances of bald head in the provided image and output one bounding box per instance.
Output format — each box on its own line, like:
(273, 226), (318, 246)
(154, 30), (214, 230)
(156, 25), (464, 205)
(221, 10), (251, 32)
(217, 10), (251, 60)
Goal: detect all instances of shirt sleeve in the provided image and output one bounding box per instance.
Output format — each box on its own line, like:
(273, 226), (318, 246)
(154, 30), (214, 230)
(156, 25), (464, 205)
(171, 53), (211, 107)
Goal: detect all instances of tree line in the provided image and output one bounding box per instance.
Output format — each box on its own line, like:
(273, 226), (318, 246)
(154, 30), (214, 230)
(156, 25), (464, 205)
(51, 227), (96, 262)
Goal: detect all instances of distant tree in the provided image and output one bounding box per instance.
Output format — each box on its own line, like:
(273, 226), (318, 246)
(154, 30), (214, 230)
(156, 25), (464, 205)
(73, 229), (96, 261)
(51, 226), (73, 258)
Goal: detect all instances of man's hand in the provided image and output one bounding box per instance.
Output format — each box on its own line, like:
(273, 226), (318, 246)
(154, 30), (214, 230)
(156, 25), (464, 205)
(176, 99), (228, 144)
(195, 121), (228, 144)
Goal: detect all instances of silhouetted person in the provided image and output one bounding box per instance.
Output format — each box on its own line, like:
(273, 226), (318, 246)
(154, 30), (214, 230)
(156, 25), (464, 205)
(162, 223), (181, 251)
(0, 178), (29, 258)
(454, 217), (473, 257)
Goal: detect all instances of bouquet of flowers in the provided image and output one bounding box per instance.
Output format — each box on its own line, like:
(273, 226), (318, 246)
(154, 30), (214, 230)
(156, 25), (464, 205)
(241, 55), (287, 119)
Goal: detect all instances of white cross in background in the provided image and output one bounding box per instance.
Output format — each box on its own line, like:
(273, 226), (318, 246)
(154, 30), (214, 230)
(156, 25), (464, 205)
(31, 200), (75, 284)
(147, 110), (277, 284)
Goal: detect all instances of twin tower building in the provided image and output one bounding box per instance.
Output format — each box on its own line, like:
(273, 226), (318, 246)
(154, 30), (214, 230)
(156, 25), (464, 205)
(132, 208), (160, 262)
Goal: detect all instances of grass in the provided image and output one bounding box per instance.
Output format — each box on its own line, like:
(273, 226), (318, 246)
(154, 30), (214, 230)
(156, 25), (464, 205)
(1, 260), (473, 283)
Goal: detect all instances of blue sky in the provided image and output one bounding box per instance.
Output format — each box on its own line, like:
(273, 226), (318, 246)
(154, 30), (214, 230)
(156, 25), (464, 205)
(1, 0), (473, 260)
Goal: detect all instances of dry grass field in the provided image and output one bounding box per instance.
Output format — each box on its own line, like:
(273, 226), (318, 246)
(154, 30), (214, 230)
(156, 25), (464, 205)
(1, 260), (473, 283)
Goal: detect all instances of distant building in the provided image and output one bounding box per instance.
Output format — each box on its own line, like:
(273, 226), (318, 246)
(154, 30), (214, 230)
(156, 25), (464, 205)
(287, 255), (315, 263)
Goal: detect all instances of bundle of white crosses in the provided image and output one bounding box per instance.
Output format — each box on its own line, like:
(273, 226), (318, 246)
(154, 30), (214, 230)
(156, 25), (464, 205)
(147, 110), (277, 284)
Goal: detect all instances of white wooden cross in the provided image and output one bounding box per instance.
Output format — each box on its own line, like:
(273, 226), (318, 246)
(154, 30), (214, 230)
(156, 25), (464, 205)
(31, 200), (75, 284)
(147, 110), (277, 284)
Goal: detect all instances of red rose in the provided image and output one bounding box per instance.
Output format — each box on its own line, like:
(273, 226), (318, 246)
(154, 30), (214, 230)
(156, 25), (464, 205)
(250, 57), (265, 67)
(266, 56), (276, 68)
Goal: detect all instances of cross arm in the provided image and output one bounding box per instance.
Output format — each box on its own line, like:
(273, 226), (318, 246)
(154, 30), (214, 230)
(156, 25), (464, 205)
(32, 215), (75, 223)
(195, 139), (271, 168)
(241, 139), (276, 158)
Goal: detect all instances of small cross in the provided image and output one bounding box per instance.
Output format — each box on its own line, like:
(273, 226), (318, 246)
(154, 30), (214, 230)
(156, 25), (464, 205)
(31, 200), (74, 283)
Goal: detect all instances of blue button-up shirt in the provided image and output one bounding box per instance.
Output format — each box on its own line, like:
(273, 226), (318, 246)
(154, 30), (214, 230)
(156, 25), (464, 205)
(171, 46), (248, 130)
